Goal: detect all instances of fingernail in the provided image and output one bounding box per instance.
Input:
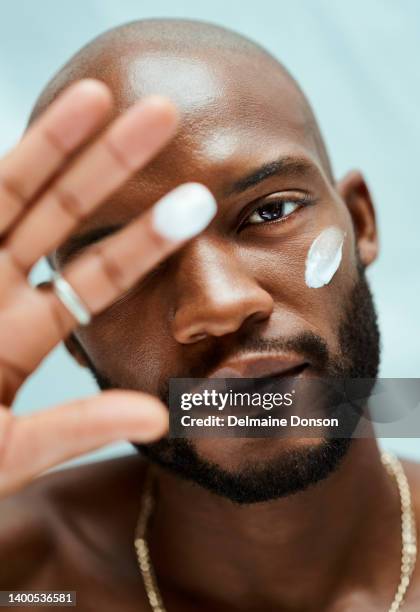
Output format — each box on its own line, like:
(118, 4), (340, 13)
(152, 182), (217, 240)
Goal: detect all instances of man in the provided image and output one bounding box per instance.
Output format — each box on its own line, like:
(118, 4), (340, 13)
(0, 18), (418, 611)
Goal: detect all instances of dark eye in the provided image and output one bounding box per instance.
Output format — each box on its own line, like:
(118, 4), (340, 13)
(247, 200), (300, 225)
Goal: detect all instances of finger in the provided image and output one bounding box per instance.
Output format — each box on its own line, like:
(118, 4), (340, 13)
(0, 390), (168, 498)
(62, 182), (218, 313)
(0, 79), (113, 235)
(0, 183), (216, 378)
(4, 95), (179, 273)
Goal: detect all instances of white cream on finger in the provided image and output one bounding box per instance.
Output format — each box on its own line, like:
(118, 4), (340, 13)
(152, 182), (217, 241)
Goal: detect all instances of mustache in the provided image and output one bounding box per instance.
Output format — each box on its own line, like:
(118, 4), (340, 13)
(156, 330), (330, 405)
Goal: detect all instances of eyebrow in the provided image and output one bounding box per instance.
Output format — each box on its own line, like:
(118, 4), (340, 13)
(56, 156), (318, 264)
(226, 156), (318, 196)
(57, 225), (123, 265)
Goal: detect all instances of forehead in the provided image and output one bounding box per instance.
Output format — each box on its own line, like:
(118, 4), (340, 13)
(114, 48), (316, 156)
(58, 48), (325, 239)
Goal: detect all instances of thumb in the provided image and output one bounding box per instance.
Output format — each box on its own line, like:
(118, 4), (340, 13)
(0, 390), (167, 497)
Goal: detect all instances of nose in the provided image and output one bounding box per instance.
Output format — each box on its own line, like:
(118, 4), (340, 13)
(171, 239), (274, 344)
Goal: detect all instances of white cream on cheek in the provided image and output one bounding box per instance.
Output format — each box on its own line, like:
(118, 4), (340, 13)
(305, 226), (345, 288)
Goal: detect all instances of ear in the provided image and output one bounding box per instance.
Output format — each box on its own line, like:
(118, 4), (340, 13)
(64, 333), (90, 368)
(336, 170), (379, 267)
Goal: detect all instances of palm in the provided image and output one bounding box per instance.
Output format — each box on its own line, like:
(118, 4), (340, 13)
(0, 80), (182, 498)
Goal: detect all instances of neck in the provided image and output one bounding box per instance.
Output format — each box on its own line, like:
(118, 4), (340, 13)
(148, 439), (401, 611)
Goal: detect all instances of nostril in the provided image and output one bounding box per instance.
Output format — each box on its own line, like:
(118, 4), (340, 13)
(245, 310), (271, 326)
(189, 332), (208, 343)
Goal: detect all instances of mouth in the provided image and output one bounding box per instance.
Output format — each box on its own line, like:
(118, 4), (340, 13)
(207, 353), (310, 380)
(170, 355), (312, 421)
(199, 355), (309, 420)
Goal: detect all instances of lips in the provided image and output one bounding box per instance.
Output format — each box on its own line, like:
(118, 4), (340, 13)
(208, 354), (309, 380)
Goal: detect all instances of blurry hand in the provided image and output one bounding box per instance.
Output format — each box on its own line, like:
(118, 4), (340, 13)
(0, 79), (216, 498)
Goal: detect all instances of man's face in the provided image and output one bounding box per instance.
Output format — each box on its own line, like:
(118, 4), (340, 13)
(54, 49), (380, 502)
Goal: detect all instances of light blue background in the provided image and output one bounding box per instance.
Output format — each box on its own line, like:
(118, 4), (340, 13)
(0, 0), (419, 466)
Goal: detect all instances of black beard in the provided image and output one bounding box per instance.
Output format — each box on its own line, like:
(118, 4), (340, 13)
(85, 265), (380, 504)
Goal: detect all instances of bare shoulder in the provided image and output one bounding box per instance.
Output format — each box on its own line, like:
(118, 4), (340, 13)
(0, 453), (148, 588)
(401, 457), (420, 504)
(401, 457), (420, 529)
(401, 458), (420, 545)
(398, 458), (420, 605)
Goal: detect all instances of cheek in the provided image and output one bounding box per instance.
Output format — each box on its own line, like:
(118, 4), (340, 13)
(248, 205), (358, 350)
(304, 199), (357, 295)
(302, 195), (358, 290)
(304, 226), (345, 289)
(76, 299), (171, 392)
(304, 227), (358, 347)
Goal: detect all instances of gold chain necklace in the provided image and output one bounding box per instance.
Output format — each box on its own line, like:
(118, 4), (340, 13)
(134, 452), (417, 612)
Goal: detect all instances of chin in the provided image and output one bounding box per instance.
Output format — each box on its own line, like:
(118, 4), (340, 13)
(190, 436), (327, 473)
(137, 436), (352, 505)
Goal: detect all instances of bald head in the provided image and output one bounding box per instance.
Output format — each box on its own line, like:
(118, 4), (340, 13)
(30, 18), (332, 180)
(25, 20), (380, 505)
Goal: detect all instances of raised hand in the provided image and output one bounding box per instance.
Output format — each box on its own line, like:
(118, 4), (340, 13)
(0, 79), (216, 498)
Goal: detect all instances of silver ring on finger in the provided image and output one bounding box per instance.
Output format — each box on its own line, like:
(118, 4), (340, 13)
(51, 271), (92, 326)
